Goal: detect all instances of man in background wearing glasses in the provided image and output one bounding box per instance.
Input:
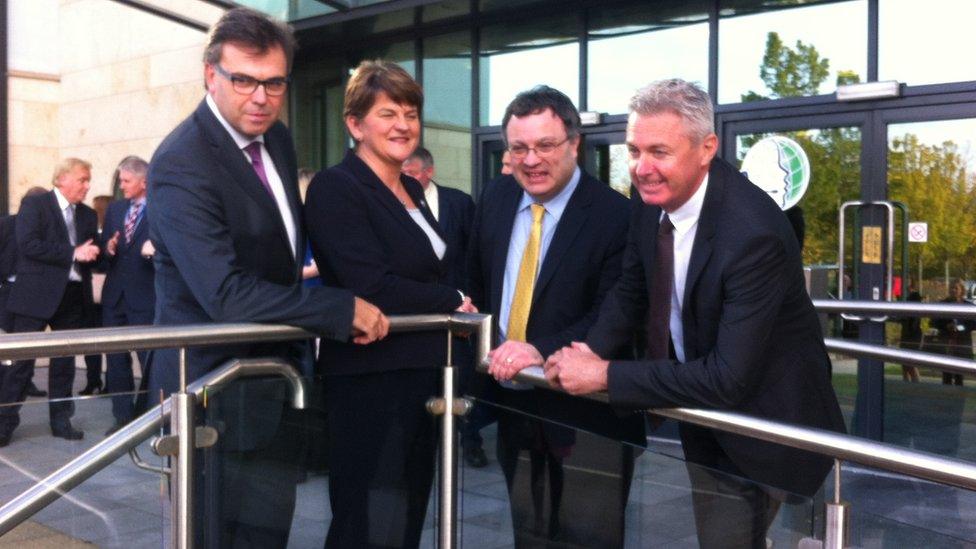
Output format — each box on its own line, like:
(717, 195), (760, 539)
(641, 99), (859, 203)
(467, 85), (643, 547)
(146, 7), (387, 547)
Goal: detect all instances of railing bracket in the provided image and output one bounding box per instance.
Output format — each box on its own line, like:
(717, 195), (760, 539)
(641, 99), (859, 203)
(151, 426), (219, 457)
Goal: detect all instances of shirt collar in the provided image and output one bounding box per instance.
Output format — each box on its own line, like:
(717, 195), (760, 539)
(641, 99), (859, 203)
(666, 173), (709, 235)
(206, 94), (264, 150)
(53, 187), (71, 211)
(516, 166), (581, 222)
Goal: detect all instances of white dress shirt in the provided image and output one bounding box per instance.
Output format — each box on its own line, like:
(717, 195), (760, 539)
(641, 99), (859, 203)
(666, 174), (709, 363)
(424, 182), (440, 222)
(54, 187), (82, 282)
(206, 94), (298, 258)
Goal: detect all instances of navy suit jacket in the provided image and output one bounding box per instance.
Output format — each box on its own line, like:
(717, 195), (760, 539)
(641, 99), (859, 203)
(147, 99), (355, 448)
(468, 171), (644, 445)
(305, 151), (463, 377)
(433, 183), (474, 291)
(589, 157), (846, 497)
(7, 191), (98, 320)
(100, 199), (154, 313)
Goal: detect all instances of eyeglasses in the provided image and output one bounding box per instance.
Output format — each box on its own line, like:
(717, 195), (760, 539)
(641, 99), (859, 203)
(507, 137), (571, 159)
(213, 64), (290, 96)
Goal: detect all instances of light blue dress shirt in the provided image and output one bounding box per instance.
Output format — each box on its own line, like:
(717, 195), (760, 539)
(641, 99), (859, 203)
(498, 166), (582, 345)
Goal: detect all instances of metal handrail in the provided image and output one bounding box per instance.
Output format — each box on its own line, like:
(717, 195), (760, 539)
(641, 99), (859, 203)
(0, 357), (304, 536)
(813, 299), (976, 319)
(505, 365), (976, 492)
(824, 338), (976, 375)
(0, 313), (493, 542)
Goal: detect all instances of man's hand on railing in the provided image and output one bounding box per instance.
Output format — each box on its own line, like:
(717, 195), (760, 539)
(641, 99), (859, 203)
(544, 342), (609, 395)
(455, 296), (478, 314)
(487, 340), (542, 381)
(350, 297), (389, 344)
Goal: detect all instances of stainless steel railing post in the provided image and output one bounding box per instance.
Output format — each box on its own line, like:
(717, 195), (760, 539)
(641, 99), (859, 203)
(172, 346), (196, 549)
(824, 460), (849, 549)
(438, 331), (458, 549)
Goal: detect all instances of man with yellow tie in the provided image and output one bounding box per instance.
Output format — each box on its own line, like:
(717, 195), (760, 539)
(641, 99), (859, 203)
(467, 85), (644, 547)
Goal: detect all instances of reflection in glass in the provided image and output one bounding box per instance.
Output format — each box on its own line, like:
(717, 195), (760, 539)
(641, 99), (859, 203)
(290, 57), (347, 171)
(479, 16), (580, 126)
(880, 0), (976, 85)
(718, 0), (867, 104)
(587, 3), (709, 114)
(423, 32), (473, 193)
(353, 40), (416, 77)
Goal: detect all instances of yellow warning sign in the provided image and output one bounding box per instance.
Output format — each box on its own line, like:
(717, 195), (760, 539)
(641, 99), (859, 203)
(862, 226), (882, 264)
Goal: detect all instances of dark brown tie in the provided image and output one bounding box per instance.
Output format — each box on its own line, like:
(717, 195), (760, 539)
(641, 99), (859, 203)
(646, 214), (674, 360)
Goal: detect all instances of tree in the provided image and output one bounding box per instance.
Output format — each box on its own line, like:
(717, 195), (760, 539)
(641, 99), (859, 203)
(741, 32), (830, 102)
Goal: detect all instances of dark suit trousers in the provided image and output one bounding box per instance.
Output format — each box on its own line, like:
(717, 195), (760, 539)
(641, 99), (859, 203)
(324, 368), (438, 549)
(683, 425), (781, 549)
(83, 304), (103, 386)
(0, 283), (14, 333)
(0, 282), (84, 432)
(495, 388), (634, 548)
(102, 299), (153, 422)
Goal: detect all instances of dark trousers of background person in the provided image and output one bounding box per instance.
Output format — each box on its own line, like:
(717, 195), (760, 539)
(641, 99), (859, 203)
(101, 299), (153, 424)
(0, 282), (13, 333)
(0, 282), (84, 434)
(456, 337), (498, 455)
(682, 425), (782, 549)
(83, 304), (104, 391)
(495, 388), (635, 548)
(324, 368), (438, 549)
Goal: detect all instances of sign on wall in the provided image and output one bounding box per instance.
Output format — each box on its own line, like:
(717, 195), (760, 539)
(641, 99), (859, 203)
(740, 136), (811, 211)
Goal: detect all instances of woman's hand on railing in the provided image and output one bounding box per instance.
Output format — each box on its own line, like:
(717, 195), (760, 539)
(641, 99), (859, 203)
(487, 340), (542, 381)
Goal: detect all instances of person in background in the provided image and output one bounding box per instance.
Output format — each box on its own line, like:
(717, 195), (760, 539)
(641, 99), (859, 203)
(305, 59), (476, 548)
(932, 279), (975, 386)
(100, 157), (154, 435)
(900, 279), (922, 382)
(79, 194), (114, 396)
(0, 158), (101, 446)
(0, 186), (50, 399)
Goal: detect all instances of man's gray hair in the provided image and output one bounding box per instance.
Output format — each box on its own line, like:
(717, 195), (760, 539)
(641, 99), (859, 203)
(117, 155), (149, 178)
(629, 79), (714, 142)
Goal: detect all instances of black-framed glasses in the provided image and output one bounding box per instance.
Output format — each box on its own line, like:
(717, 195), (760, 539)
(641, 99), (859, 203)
(213, 64), (290, 96)
(507, 137), (571, 159)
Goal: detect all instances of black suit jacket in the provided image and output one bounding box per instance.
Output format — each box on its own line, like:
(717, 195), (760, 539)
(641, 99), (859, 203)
(147, 99), (355, 448)
(588, 157), (846, 497)
(100, 199), (154, 313)
(305, 151), (463, 377)
(433, 183), (475, 291)
(0, 215), (17, 281)
(468, 171), (644, 445)
(7, 191), (98, 320)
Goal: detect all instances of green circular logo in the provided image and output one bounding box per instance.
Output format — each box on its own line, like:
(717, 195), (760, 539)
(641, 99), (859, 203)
(740, 136), (811, 210)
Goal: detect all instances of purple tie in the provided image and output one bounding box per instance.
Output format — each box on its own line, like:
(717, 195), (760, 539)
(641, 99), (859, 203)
(244, 141), (274, 197)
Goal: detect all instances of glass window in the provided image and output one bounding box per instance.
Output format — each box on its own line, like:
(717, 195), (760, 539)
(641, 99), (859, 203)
(290, 58), (347, 171)
(880, 0), (976, 86)
(479, 15), (580, 126)
(718, 0), (867, 104)
(289, 0), (334, 20)
(588, 3), (709, 114)
(423, 32), (474, 194)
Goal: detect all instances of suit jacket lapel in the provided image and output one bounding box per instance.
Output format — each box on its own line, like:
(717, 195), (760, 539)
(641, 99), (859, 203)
(682, 162), (722, 335)
(531, 174), (594, 307)
(490, 179), (521, 319)
(47, 192), (71, 244)
(194, 100), (293, 256)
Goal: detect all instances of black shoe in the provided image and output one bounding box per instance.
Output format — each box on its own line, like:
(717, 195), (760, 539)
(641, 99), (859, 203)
(0, 431), (11, 448)
(79, 381), (102, 396)
(463, 446), (488, 468)
(52, 425), (84, 440)
(26, 383), (47, 398)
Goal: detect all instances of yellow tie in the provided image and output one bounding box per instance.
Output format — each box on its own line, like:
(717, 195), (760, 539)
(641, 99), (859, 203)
(507, 204), (546, 342)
